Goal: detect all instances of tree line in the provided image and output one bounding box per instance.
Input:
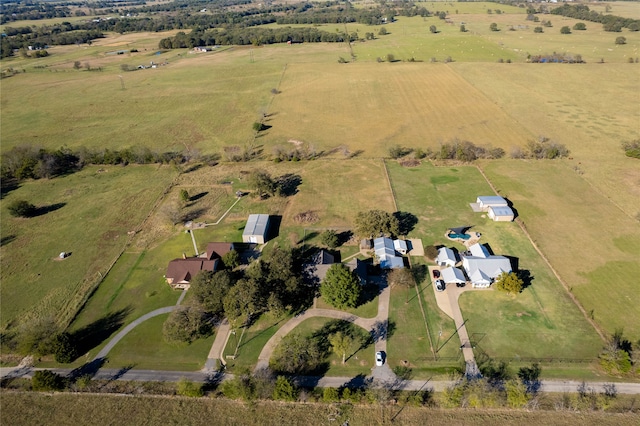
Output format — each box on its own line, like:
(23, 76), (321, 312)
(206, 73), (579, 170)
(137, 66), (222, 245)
(0, 144), (195, 184)
(550, 4), (640, 32)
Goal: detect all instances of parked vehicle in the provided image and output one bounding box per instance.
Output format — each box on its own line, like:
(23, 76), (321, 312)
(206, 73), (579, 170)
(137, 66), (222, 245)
(432, 269), (441, 279)
(456, 282), (466, 288)
(435, 279), (445, 292)
(375, 351), (384, 366)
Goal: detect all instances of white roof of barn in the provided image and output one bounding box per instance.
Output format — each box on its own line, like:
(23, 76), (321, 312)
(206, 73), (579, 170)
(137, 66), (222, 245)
(477, 196), (507, 206)
(468, 243), (490, 258)
(488, 206), (514, 217)
(243, 214), (269, 238)
(441, 267), (466, 283)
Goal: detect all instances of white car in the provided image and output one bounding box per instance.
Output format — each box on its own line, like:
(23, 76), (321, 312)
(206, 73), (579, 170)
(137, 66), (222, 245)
(375, 351), (384, 366)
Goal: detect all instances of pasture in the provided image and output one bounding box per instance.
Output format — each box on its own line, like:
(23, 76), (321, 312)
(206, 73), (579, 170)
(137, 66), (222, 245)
(0, 165), (177, 330)
(482, 160), (640, 342)
(386, 161), (603, 364)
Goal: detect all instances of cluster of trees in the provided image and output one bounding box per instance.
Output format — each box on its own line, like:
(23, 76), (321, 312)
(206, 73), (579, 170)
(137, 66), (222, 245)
(1, 25), (104, 58)
(354, 210), (400, 239)
(159, 27), (356, 49)
(550, 4), (640, 32)
(442, 359), (542, 409)
(164, 248), (310, 344)
(1, 144), (195, 184)
(528, 52), (584, 64)
(0, 3), (73, 24)
(435, 139), (505, 161)
(511, 137), (569, 160)
(599, 329), (639, 376)
(270, 320), (371, 375)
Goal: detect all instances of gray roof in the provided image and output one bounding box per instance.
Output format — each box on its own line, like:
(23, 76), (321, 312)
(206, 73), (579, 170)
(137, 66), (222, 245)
(489, 206), (514, 217)
(243, 214), (269, 238)
(374, 237), (396, 258)
(441, 267), (466, 283)
(463, 256), (512, 281)
(436, 247), (457, 264)
(477, 195), (507, 206)
(468, 243), (490, 258)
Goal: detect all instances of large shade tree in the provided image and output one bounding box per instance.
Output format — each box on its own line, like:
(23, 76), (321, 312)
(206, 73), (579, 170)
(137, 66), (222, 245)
(354, 209), (400, 238)
(320, 264), (361, 309)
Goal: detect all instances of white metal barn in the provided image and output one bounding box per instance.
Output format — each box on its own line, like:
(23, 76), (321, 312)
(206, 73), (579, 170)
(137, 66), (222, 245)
(242, 214), (270, 244)
(476, 196), (508, 211)
(488, 206), (514, 222)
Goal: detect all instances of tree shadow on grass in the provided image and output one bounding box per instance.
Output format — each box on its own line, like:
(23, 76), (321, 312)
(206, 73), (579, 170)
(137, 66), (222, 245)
(31, 202), (66, 217)
(393, 211), (418, 236)
(517, 269), (533, 292)
(1, 235), (16, 247)
(276, 173), (302, 197)
(70, 307), (131, 360)
(189, 191), (208, 202)
(359, 282), (381, 306)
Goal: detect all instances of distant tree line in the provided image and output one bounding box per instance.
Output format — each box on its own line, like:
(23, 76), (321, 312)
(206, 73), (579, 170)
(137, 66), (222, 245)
(0, 145), (193, 183)
(1, 1), (433, 56)
(550, 4), (640, 32)
(0, 3), (74, 24)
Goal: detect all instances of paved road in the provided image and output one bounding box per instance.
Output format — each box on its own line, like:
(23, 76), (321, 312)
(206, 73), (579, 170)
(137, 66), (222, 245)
(3, 366), (640, 395)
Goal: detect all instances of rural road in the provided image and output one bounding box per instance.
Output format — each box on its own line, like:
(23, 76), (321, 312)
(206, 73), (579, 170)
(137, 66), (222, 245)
(3, 366), (640, 395)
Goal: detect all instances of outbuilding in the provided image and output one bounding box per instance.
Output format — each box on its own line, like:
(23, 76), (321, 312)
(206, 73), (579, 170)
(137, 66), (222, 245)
(488, 206), (514, 222)
(476, 196), (508, 211)
(242, 214), (270, 244)
(441, 267), (466, 284)
(436, 247), (458, 267)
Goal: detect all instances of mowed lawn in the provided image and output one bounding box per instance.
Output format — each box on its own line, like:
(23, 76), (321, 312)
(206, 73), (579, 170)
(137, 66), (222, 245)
(386, 161), (602, 361)
(263, 62), (533, 157)
(0, 165), (177, 329)
(482, 160), (640, 342)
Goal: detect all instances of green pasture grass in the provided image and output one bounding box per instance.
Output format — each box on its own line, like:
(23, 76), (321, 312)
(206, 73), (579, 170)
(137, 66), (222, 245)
(415, 1), (527, 15)
(453, 63), (640, 217)
(482, 160), (640, 342)
(67, 231), (192, 332)
(105, 314), (214, 371)
(0, 165), (177, 330)
(387, 270), (462, 380)
(0, 16), (93, 33)
(223, 312), (292, 372)
(269, 316), (375, 377)
(262, 62), (533, 157)
(386, 161), (602, 363)
(465, 13), (640, 64)
(5, 393), (640, 426)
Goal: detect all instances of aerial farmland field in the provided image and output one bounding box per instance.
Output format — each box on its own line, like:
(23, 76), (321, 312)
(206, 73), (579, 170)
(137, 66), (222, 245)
(1, 0), (638, 385)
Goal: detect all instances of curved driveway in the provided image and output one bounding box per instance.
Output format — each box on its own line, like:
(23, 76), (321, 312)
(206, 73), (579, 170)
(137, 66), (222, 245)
(254, 280), (392, 376)
(93, 306), (177, 361)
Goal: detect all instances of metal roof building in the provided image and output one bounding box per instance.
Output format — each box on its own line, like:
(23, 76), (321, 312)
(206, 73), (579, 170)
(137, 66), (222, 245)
(242, 214), (270, 244)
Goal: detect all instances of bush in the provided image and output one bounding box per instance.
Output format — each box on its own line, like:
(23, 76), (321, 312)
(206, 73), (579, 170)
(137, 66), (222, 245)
(425, 245), (439, 260)
(388, 145), (411, 159)
(7, 199), (36, 217)
(560, 26), (571, 34)
(32, 370), (66, 391)
(52, 332), (78, 364)
(534, 27), (543, 33)
(490, 23), (499, 32)
(615, 36), (627, 45)
(622, 139), (640, 159)
(273, 376), (298, 401)
(323, 387), (340, 403)
(176, 378), (204, 397)
(573, 22), (586, 30)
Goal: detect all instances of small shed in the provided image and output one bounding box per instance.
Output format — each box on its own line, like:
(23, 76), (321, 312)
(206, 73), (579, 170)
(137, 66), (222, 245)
(476, 196), (508, 211)
(242, 214), (270, 244)
(488, 206), (514, 222)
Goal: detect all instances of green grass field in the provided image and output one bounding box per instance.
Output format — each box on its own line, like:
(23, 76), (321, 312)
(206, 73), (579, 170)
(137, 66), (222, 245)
(386, 161), (603, 364)
(482, 160), (640, 342)
(0, 165), (177, 329)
